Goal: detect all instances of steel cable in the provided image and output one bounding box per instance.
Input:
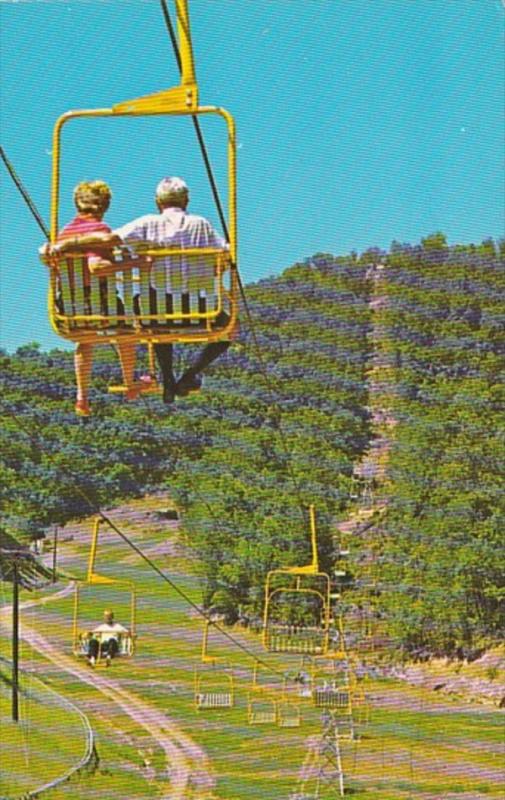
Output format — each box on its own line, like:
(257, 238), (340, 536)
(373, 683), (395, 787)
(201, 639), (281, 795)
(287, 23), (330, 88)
(158, 0), (308, 523)
(1, 146), (50, 239)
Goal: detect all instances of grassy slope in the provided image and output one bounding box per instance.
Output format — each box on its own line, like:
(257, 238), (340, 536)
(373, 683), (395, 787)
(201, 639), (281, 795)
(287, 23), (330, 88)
(0, 679), (90, 798)
(1, 495), (503, 800)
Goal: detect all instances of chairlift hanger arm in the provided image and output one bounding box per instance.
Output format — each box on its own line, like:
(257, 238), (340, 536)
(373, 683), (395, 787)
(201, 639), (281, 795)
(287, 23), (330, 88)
(50, 105), (236, 257)
(48, 0), (238, 349)
(159, 0), (230, 243)
(112, 0), (198, 115)
(272, 505), (321, 576)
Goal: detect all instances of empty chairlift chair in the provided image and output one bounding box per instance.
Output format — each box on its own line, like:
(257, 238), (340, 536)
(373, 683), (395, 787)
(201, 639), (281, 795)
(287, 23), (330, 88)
(194, 619), (235, 710)
(247, 695), (277, 725)
(194, 670), (234, 711)
(276, 700), (302, 728)
(263, 506), (331, 656)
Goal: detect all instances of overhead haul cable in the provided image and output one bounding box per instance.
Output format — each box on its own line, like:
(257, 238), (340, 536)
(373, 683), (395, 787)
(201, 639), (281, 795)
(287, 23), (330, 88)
(158, 0), (308, 523)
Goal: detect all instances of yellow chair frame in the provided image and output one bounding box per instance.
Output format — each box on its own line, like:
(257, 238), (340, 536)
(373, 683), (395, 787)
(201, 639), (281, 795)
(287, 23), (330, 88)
(247, 694), (277, 726)
(193, 619), (235, 709)
(200, 618), (229, 665)
(276, 699), (302, 728)
(250, 658), (287, 697)
(262, 506), (331, 655)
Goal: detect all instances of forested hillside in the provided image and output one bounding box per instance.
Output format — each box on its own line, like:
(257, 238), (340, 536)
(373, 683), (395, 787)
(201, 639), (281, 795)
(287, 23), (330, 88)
(1, 237), (503, 656)
(0, 253), (371, 609)
(361, 235), (504, 658)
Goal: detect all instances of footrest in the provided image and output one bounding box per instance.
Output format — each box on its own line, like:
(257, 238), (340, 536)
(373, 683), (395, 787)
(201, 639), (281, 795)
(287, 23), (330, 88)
(108, 378), (162, 395)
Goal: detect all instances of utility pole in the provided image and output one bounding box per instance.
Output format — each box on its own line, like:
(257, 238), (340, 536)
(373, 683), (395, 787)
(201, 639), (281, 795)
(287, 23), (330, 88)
(52, 526), (58, 583)
(12, 559), (19, 722)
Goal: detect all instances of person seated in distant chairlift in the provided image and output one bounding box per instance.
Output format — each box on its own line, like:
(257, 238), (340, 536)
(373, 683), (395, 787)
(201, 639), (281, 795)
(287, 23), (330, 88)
(86, 609), (130, 667)
(39, 181), (140, 417)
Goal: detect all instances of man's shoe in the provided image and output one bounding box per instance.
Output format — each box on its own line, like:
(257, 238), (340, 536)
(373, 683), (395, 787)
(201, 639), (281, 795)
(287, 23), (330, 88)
(176, 373), (202, 398)
(89, 656), (96, 667)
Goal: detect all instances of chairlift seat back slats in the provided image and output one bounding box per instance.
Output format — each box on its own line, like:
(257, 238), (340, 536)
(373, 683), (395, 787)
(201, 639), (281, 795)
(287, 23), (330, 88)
(196, 692), (233, 709)
(194, 668), (234, 711)
(50, 249), (236, 345)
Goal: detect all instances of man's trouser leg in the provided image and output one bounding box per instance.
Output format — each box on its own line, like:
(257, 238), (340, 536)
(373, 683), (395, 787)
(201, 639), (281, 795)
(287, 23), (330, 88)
(176, 341), (230, 396)
(154, 344), (176, 403)
(176, 340), (230, 396)
(190, 341), (231, 375)
(88, 638), (99, 660)
(102, 638), (119, 659)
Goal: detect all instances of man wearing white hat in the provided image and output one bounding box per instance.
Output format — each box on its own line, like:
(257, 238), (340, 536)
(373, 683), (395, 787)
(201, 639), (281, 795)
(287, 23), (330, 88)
(113, 177), (231, 402)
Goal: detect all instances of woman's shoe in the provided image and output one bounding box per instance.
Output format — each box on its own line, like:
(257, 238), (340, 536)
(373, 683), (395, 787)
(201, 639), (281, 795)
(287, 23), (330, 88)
(75, 400), (91, 417)
(125, 383), (144, 401)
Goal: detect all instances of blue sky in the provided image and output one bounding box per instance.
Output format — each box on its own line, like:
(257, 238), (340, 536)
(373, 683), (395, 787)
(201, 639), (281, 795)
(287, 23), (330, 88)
(1, 0), (503, 352)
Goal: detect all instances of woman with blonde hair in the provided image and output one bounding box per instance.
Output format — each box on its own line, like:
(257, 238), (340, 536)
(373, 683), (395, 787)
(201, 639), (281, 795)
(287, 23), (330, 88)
(42, 180), (139, 416)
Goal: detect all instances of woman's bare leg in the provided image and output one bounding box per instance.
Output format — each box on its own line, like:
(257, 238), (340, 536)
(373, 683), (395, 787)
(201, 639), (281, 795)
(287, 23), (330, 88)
(116, 342), (136, 395)
(75, 343), (93, 408)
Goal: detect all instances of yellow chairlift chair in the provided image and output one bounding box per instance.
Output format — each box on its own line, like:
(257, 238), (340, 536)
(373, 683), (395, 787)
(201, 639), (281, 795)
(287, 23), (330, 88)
(194, 670), (234, 711)
(72, 518), (136, 666)
(276, 678), (302, 728)
(247, 694), (277, 726)
(276, 700), (301, 728)
(263, 506), (331, 656)
(194, 619), (234, 710)
(45, 0), (238, 396)
(247, 659), (284, 726)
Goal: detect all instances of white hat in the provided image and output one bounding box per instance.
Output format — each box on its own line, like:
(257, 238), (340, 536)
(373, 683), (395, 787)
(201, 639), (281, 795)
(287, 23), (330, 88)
(156, 176), (189, 205)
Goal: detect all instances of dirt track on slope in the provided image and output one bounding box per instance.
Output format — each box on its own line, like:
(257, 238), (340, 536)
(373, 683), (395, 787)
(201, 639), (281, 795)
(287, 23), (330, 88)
(0, 584), (215, 800)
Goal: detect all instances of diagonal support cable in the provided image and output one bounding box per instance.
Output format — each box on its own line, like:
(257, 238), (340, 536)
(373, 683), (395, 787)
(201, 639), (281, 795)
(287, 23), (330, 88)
(1, 146), (50, 239)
